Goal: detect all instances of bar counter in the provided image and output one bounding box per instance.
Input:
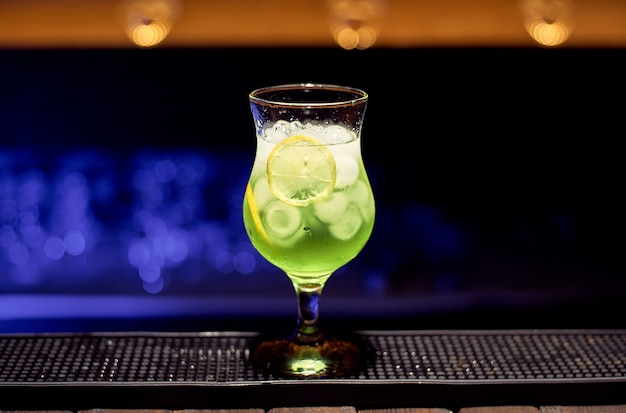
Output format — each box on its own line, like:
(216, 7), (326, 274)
(2, 329), (626, 413)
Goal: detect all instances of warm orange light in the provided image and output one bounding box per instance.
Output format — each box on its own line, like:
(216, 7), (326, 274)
(520, 0), (576, 47)
(527, 20), (572, 47)
(129, 20), (172, 47)
(333, 24), (378, 50)
(118, 0), (181, 47)
(327, 0), (387, 50)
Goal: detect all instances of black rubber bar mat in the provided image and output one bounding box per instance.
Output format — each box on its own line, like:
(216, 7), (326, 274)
(1, 329), (625, 410)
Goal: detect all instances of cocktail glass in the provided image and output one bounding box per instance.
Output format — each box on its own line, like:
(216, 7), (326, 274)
(243, 83), (375, 378)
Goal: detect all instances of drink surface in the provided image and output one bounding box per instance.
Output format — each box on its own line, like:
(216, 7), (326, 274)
(243, 121), (375, 285)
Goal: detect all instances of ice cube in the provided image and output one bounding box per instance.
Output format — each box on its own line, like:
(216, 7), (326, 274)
(347, 180), (373, 220)
(347, 180), (370, 206)
(329, 139), (360, 158)
(334, 155), (359, 188)
(255, 138), (275, 165)
(293, 123), (323, 141)
(313, 192), (349, 224)
(289, 120), (304, 132)
(329, 204), (362, 240)
(264, 120), (292, 142)
(262, 200), (302, 238)
(323, 125), (356, 144)
(253, 178), (274, 210)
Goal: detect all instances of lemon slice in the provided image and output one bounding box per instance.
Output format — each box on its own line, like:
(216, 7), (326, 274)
(245, 182), (270, 244)
(266, 135), (336, 206)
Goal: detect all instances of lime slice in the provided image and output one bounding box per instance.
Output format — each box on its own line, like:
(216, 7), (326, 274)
(245, 182), (270, 244)
(266, 135), (336, 207)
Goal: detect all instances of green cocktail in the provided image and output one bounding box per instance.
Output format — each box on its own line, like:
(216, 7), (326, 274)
(243, 84), (374, 378)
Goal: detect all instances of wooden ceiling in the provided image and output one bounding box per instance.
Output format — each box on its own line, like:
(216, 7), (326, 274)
(1, 0), (625, 49)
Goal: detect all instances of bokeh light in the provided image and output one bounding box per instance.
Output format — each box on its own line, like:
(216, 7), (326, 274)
(118, 0), (181, 47)
(520, 0), (576, 47)
(327, 0), (387, 50)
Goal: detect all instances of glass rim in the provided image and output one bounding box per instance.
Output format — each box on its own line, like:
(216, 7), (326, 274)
(249, 83), (368, 108)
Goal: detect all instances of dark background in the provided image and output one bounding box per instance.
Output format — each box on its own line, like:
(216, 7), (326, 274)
(1, 47), (624, 333)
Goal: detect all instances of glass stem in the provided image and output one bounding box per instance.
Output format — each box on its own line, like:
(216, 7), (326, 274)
(293, 283), (325, 345)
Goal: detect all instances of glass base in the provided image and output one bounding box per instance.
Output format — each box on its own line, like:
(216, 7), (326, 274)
(252, 334), (363, 378)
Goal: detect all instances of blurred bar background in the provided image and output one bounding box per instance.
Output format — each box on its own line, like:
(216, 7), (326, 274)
(0, 0), (624, 333)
